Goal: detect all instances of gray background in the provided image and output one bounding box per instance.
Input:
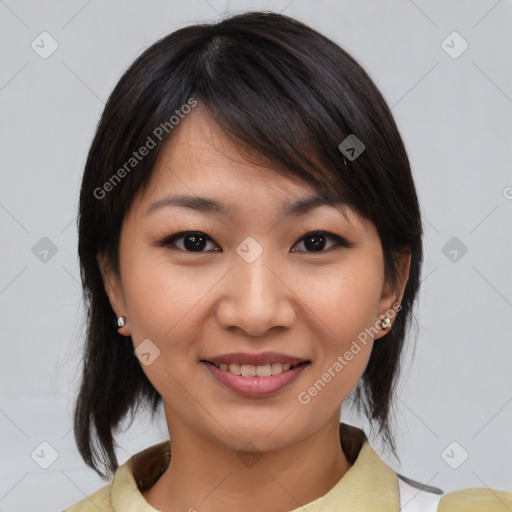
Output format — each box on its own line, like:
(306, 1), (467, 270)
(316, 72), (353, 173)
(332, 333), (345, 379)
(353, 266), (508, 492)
(1, 0), (511, 510)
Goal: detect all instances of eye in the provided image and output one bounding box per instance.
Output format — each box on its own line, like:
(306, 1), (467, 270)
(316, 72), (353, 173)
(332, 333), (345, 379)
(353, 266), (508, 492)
(159, 231), (220, 253)
(291, 231), (352, 253)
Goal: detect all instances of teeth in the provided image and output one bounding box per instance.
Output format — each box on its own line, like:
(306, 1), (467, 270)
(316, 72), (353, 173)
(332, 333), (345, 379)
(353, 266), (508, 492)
(212, 362), (296, 376)
(228, 363), (241, 375)
(256, 364), (272, 377)
(241, 365), (256, 377)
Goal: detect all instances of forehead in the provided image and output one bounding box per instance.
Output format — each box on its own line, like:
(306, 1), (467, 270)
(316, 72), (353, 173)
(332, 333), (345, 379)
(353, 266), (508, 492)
(153, 105), (299, 188)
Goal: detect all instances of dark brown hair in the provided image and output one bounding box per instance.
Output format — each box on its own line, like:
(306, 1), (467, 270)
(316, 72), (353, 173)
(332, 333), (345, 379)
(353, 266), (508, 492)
(75, 11), (423, 479)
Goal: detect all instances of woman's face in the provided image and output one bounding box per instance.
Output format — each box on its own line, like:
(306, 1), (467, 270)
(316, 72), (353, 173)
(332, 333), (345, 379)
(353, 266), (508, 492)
(100, 105), (409, 452)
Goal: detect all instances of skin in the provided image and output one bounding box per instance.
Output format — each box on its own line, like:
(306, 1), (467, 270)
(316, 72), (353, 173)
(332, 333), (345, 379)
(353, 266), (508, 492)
(98, 104), (411, 512)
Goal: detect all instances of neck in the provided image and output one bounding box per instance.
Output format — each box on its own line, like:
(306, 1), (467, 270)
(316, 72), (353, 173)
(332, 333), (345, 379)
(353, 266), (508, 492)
(143, 413), (352, 512)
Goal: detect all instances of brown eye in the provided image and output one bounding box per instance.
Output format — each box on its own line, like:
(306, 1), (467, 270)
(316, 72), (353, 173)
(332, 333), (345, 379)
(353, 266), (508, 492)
(159, 232), (221, 252)
(291, 231), (352, 253)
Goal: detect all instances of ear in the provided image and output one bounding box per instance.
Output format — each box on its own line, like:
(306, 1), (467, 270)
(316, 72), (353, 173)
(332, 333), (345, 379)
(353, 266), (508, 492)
(374, 247), (411, 340)
(96, 252), (130, 336)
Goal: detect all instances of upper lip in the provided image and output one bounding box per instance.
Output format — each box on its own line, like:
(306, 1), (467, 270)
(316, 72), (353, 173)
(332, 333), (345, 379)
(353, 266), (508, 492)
(202, 352), (309, 366)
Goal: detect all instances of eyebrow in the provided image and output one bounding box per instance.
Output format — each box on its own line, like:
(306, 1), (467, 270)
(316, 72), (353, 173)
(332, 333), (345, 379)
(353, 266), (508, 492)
(145, 193), (346, 218)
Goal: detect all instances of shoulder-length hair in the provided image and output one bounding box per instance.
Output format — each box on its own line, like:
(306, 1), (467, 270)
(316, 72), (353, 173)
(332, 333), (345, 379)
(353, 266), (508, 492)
(75, 11), (423, 479)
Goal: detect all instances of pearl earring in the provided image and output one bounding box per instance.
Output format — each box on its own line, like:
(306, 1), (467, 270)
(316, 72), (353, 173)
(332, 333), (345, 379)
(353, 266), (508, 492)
(117, 316), (127, 328)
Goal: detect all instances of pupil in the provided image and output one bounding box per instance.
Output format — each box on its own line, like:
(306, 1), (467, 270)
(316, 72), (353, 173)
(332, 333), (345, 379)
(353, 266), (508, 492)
(305, 235), (325, 252)
(184, 234), (206, 251)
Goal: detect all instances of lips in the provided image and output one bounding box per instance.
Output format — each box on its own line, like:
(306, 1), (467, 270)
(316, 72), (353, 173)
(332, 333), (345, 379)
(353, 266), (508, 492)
(201, 359), (310, 397)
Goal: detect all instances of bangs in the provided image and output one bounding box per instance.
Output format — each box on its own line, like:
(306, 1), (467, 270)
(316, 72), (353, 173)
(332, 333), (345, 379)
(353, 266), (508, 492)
(126, 16), (390, 222)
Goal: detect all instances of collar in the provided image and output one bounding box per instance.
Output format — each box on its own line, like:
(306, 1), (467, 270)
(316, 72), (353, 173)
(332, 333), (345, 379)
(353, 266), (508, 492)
(111, 423), (400, 511)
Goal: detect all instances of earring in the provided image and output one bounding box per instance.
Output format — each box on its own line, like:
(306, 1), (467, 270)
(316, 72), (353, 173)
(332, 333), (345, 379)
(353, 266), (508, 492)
(380, 317), (391, 329)
(117, 316), (127, 328)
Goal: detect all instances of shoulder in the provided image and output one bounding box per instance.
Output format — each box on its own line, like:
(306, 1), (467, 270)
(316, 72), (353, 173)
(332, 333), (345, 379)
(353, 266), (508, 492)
(438, 487), (512, 511)
(62, 440), (170, 512)
(62, 482), (112, 511)
(397, 473), (512, 512)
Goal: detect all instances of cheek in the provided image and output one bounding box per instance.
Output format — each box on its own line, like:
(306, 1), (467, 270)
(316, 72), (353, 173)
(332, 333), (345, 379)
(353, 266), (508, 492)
(299, 257), (383, 399)
(120, 244), (214, 341)
(305, 257), (383, 345)
(119, 248), (213, 397)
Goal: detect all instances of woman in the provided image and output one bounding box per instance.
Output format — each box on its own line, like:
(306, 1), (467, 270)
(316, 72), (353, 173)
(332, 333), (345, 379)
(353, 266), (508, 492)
(64, 11), (511, 511)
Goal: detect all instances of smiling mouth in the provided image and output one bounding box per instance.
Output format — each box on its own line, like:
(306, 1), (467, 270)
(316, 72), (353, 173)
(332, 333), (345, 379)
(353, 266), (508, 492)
(201, 360), (310, 377)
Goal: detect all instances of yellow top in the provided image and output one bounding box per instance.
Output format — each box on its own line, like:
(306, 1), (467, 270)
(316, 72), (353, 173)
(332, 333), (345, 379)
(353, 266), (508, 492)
(63, 423), (512, 512)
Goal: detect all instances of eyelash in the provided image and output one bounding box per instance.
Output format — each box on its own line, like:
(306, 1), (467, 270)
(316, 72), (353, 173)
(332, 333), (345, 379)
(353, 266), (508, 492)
(157, 229), (353, 254)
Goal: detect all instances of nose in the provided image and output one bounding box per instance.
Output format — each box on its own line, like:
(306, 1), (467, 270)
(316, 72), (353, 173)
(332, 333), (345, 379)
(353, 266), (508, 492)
(215, 249), (296, 337)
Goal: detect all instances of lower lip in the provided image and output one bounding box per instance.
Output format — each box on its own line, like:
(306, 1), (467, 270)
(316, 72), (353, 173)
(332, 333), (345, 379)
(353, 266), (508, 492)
(201, 361), (310, 397)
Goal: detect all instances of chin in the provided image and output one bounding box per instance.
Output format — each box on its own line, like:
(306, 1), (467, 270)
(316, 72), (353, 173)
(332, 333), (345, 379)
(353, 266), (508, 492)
(203, 407), (309, 451)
